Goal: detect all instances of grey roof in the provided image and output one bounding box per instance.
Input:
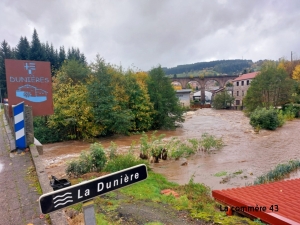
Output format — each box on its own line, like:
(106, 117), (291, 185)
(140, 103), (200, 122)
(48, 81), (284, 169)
(176, 89), (192, 93)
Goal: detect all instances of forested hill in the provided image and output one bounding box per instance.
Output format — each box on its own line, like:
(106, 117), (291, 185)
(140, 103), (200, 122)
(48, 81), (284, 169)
(162, 59), (253, 75)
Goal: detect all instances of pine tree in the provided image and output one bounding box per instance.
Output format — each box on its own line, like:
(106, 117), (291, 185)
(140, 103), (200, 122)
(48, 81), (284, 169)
(29, 29), (45, 61)
(16, 36), (30, 60)
(58, 46), (66, 67)
(0, 40), (13, 98)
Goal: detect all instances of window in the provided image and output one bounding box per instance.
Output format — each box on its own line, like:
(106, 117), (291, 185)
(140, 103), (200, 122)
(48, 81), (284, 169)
(247, 80), (250, 85)
(237, 82), (239, 86)
(237, 91), (239, 96)
(242, 91), (244, 96)
(236, 100), (240, 105)
(242, 81), (244, 86)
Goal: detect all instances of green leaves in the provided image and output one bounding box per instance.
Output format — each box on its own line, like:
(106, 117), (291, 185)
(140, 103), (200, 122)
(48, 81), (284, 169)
(244, 61), (296, 112)
(212, 91), (234, 109)
(147, 66), (185, 129)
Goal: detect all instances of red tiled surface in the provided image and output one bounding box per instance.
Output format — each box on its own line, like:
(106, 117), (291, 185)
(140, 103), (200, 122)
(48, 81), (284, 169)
(212, 179), (300, 225)
(233, 71), (259, 81)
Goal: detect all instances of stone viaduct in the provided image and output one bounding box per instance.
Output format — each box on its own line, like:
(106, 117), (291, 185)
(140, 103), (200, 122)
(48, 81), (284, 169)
(171, 75), (239, 103)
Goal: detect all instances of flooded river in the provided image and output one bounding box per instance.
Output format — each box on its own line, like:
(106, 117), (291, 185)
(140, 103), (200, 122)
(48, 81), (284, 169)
(41, 109), (300, 190)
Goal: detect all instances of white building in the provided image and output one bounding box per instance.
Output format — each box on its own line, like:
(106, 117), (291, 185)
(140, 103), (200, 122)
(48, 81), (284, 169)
(176, 89), (192, 107)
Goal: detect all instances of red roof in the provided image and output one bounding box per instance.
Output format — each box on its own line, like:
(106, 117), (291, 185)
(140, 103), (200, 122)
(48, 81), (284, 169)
(233, 72), (259, 81)
(212, 179), (300, 225)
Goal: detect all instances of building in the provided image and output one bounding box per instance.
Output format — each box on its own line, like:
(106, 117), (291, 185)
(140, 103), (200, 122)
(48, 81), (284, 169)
(232, 72), (259, 106)
(176, 89), (192, 107)
(193, 91), (212, 104)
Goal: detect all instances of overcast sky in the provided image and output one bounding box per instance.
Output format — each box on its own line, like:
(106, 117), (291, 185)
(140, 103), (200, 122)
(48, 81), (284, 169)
(1, 0), (300, 71)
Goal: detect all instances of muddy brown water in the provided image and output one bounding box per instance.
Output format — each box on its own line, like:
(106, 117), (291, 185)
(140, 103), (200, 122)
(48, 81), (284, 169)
(41, 109), (300, 190)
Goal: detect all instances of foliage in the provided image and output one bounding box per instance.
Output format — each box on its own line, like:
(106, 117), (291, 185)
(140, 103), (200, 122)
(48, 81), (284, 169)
(139, 132), (223, 161)
(212, 91), (234, 109)
(33, 116), (66, 143)
(90, 143), (107, 171)
(107, 142), (118, 160)
(254, 160), (300, 185)
(282, 103), (300, 118)
(147, 66), (185, 129)
(125, 71), (154, 132)
(292, 64), (300, 81)
(250, 108), (280, 130)
(104, 152), (149, 173)
(66, 143), (107, 177)
(199, 133), (224, 151)
(87, 56), (133, 135)
(139, 131), (165, 159)
(276, 110), (285, 127)
(48, 60), (99, 140)
(244, 61), (296, 112)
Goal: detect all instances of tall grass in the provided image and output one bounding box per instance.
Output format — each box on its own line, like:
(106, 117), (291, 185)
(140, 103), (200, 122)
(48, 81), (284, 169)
(254, 160), (300, 185)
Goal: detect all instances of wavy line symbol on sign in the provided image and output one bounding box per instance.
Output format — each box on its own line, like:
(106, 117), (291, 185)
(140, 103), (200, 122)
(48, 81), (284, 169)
(53, 192), (73, 208)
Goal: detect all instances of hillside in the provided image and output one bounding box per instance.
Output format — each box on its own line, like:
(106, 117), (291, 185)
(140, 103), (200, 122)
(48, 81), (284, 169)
(162, 59), (255, 77)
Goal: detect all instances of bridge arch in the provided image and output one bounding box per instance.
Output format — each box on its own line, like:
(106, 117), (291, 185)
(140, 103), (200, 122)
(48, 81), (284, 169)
(170, 75), (238, 103)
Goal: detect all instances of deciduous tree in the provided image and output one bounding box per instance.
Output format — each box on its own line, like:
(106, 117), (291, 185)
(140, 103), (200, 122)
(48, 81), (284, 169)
(244, 62), (296, 112)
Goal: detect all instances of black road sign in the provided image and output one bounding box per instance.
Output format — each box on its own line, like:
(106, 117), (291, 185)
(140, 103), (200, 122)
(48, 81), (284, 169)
(39, 164), (148, 214)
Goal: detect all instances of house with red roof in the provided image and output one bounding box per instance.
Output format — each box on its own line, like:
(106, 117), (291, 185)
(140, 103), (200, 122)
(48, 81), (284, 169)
(232, 72), (259, 107)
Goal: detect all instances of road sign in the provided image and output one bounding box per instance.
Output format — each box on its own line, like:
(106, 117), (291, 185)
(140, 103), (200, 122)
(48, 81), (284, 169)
(39, 164), (148, 214)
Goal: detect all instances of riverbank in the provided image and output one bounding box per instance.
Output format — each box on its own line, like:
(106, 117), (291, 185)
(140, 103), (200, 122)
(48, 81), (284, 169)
(41, 109), (300, 190)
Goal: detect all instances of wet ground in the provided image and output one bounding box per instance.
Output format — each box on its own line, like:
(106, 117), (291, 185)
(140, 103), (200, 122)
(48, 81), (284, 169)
(41, 109), (300, 190)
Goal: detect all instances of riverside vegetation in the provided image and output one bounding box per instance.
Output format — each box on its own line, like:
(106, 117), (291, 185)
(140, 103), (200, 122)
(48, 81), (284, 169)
(64, 134), (264, 225)
(65, 132), (224, 177)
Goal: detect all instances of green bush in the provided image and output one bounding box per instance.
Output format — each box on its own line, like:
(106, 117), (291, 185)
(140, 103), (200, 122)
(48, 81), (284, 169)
(33, 116), (67, 143)
(104, 153), (149, 172)
(282, 104), (300, 118)
(199, 133), (223, 151)
(250, 108), (280, 130)
(66, 142), (107, 177)
(277, 110), (285, 127)
(90, 143), (107, 171)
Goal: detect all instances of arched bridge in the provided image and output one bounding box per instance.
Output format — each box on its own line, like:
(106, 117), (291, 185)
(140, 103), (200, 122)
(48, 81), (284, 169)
(171, 75), (239, 103)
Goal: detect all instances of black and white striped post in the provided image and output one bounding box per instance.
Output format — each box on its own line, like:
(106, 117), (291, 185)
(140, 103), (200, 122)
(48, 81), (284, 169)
(12, 102), (27, 150)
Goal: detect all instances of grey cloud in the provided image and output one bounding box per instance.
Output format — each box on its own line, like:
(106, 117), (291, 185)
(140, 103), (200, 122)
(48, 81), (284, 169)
(1, 0), (300, 70)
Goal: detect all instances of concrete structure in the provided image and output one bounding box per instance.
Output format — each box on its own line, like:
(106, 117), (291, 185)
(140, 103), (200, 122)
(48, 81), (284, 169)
(171, 75), (238, 103)
(232, 72), (259, 107)
(176, 89), (192, 107)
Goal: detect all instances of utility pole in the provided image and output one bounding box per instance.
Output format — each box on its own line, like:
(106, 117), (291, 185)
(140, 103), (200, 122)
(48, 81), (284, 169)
(291, 51), (293, 62)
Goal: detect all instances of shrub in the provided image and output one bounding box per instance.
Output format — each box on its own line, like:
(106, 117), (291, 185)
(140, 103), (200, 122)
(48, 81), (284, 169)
(33, 116), (67, 143)
(66, 151), (92, 177)
(104, 152), (149, 172)
(90, 143), (107, 171)
(250, 108), (280, 130)
(66, 142), (107, 177)
(283, 104), (300, 118)
(277, 110), (285, 127)
(199, 133), (223, 151)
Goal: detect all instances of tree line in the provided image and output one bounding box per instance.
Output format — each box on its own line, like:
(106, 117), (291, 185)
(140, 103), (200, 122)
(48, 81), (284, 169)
(162, 59), (253, 76)
(0, 29), (86, 98)
(34, 58), (184, 143)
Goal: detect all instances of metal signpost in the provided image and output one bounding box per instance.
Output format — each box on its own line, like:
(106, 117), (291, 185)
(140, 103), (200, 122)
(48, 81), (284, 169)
(39, 164), (148, 224)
